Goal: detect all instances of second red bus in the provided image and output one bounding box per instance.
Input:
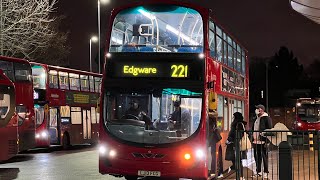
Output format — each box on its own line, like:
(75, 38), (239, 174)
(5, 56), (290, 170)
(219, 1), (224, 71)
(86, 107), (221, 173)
(31, 62), (102, 148)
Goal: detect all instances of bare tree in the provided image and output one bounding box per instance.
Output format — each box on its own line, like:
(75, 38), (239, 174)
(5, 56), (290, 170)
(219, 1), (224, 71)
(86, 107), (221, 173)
(0, 0), (57, 59)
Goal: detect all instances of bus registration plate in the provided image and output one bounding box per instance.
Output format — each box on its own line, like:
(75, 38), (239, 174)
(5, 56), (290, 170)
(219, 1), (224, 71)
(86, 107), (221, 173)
(138, 170), (161, 177)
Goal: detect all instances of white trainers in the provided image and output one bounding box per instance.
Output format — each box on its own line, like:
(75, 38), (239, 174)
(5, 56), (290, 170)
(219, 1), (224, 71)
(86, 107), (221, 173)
(227, 167), (232, 173)
(262, 173), (268, 179)
(251, 173), (262, 178)
(217, 174), (224, 179)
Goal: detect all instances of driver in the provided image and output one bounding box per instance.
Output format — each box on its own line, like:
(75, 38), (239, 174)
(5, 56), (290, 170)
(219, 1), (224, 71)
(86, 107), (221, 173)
(125, 100), (152, 127)
(125, 100), (141, 118)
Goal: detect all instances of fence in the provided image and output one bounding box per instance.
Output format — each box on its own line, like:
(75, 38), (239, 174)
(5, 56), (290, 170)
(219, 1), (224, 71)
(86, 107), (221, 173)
(232, 130), (320, 180)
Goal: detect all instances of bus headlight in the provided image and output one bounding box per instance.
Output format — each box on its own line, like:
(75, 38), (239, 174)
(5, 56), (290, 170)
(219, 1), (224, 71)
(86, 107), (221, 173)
(41, 131), (48, 138)
(195, 149), (204, 159)
(198, 53), (205, 59)
(99, 145), (107, 155)
(109, 150), (116, 157)
(35, 133), (40, 139)
(297, 122), (302, 127)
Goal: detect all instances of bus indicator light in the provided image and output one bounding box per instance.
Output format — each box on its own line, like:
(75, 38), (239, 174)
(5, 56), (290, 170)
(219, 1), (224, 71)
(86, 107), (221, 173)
(184, 153), (191, 160)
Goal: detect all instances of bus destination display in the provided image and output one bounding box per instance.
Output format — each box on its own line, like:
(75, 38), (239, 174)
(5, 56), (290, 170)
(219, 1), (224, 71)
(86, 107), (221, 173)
(115, 63), (190, 78)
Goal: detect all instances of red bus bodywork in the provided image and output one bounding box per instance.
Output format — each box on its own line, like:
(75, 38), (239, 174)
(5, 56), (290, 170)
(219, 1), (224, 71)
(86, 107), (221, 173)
(0, 56), (35, 152)
(99, 1), (249, 179)
(31, 62), (102, 148)
(0, 70), (18, 161)
(293, 98), (320, 131)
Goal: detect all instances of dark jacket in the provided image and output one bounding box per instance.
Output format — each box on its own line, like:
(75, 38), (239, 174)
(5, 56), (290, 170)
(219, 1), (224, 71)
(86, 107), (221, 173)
(251, 112), (272, 143)
(225, 120), (247, 161)
(227, 120), (247, 143)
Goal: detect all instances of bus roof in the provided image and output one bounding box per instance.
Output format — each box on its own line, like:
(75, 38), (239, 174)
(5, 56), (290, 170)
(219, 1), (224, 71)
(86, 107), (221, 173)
(0, 55), (30, 64)
(30, 62), (102, 77)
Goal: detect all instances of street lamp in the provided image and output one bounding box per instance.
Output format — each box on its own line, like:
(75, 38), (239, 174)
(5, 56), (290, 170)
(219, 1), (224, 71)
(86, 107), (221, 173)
(98, 0), (111, 74)
(90, 36), (98, 72)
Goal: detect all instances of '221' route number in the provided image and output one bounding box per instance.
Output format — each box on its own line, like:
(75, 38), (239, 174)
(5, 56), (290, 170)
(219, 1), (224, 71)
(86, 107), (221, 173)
(171, 65), (188, 78)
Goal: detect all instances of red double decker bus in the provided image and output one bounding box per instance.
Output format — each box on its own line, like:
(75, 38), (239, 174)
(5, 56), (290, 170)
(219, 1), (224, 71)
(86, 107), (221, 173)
(99, 1), (248, 179)
(0, 56), (35, 152)
(30, 62), (102, 148)
(293, 98), (320, 130)
(0, 70), (18, 161)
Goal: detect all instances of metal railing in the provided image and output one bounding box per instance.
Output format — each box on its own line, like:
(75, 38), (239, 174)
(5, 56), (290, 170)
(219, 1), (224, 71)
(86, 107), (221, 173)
(232, 130), (320, 180)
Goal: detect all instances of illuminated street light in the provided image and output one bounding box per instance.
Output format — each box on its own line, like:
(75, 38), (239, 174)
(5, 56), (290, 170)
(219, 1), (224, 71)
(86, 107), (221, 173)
(90, 36), (98, 72)
(98, 0), (111, 73)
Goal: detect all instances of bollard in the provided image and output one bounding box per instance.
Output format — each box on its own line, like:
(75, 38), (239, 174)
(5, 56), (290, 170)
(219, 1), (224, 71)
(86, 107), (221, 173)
(279, 141), (292, 180)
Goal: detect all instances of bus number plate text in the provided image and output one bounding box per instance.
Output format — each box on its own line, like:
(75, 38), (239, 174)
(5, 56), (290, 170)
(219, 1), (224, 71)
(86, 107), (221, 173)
(138, 170), (161, 177)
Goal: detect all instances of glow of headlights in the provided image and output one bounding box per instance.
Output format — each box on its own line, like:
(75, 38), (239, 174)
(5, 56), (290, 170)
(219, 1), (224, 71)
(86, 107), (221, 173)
(35, 134), (40, 138)
(297, 122), (302, 127)
(99, 146), (107, 155)
(198, 53), (205, 59)
(184, 153), (191, 160)
(196, 149), (204, 159)
(109, 150), (116, 157)
(41, 131), (48, 138)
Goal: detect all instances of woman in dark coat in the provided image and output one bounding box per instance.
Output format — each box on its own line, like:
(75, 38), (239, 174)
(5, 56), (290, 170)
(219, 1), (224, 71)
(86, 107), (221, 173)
(225, 112), (247, 179)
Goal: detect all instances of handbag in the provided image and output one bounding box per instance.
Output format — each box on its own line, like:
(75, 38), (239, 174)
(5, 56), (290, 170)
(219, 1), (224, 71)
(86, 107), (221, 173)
(240, 123), (251, 151)
(213, 127), (222, 142)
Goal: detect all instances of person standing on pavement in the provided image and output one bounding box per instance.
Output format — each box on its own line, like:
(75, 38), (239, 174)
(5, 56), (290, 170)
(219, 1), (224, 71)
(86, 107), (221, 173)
(251, 104), (272, 178)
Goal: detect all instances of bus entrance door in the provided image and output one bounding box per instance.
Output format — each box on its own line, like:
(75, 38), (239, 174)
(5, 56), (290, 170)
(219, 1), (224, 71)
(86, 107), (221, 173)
(49, 108), (60, 144)
(82, 109), (92, 140)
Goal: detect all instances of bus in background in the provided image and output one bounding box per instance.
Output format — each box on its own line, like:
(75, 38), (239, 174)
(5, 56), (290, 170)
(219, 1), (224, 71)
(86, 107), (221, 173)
(0, 69), (18, 161)
(99, 1), (248, 179)
(31, 62), (102, 148)
(0, 56), (35, 152)
(293, 98), (320, 130)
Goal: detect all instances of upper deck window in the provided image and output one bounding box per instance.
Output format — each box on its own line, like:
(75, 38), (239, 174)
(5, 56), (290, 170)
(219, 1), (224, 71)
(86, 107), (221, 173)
(0, 61), (14, 81)
(109, 5), (203, 53)
(80, 75), (89, 92)
(69, 73), (80, 91)
(59, 72), (69, 90)
(32, 65), (46, 89)
(14, 63), (32, 82)
(49, 70), (58, 89)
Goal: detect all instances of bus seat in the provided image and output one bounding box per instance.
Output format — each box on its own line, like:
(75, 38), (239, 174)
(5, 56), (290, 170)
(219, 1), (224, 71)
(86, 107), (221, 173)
(139, 46), (154, 52)
(122, 46), (137, 52)
(177, 47), (203, 53)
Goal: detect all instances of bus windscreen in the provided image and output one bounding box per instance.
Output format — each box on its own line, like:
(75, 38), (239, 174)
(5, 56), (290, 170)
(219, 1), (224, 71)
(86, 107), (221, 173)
(104, 88), (202, 144)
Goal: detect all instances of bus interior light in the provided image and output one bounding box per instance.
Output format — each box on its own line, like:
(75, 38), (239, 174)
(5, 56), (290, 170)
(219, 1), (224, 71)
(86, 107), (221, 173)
(106, 53), (111, 58)
(198, 53), (204, 59)
(296, 102), (301, 107)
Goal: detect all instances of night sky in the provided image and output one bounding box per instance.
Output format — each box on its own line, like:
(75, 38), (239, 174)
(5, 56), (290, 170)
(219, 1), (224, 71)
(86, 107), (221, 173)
(58, 0), (320, 72)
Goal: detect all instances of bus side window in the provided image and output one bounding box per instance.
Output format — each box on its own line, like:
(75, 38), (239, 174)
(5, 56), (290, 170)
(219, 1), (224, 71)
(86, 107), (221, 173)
(49, 70), (58, 89)
(89, 76), (94, 92)
(69, 73), (80, 91)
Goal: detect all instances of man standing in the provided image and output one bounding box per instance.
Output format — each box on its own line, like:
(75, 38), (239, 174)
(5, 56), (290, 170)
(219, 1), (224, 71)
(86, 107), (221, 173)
(169, 101), (191, 136)
(251, 104), (272, 178)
